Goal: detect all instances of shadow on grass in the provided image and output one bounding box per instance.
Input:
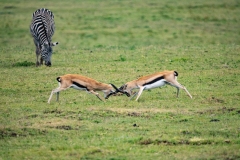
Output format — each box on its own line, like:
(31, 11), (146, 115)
(13, 61), (35, 67)
(0, 127), (47, 138)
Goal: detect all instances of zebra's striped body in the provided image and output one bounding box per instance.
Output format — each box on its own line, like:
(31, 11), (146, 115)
(30, 8), (58, 67)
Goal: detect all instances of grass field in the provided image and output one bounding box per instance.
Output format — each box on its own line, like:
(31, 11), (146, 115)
(0, 0), (240, 159)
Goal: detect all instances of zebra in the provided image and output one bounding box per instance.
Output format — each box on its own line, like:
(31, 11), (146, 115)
(30, 8), (58, 67)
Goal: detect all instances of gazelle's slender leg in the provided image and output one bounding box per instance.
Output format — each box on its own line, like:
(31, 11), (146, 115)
(135, 86), (145, 101)
(130, 92), (138, 100)
(182, 87), (192, 98)
(56, 92), (59, 101)
(89, 90), (103, 101)
(168, 81), (192, 98)
(176, 87), (180, 97)
(48, 87), (68, 104)
(96, 95), (103, 101)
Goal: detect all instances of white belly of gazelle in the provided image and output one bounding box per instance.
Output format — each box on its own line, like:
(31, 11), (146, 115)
(143, 79), (166, 90)
(70, 84), (88, 91)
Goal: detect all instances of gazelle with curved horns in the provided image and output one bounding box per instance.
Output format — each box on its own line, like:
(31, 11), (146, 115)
(48, 74), (129, 104)
(118, 70), (192, 101)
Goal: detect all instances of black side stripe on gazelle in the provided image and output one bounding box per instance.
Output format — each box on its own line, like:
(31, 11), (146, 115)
(143, 76), (164, 86)
(72, 81), (89, 91)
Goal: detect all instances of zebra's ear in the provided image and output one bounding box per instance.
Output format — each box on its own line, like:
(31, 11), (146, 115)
(51, 42), (58, 46)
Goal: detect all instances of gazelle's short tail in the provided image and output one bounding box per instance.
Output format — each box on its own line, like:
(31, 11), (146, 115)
(56, 77), (61, 82)
(174, 71), (178, 77)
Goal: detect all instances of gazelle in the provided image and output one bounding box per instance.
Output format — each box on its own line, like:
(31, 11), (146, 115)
(47, 74), (129, 104)
(119, 70), (192, 101)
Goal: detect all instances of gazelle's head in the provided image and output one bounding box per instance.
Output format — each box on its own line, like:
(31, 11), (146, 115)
(41, 42), (58, 66)
(118, 82), (136, 97)
(105, 84), (130, 99)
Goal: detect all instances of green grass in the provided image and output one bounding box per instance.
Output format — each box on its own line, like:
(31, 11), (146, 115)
(0, 0), (240, 159)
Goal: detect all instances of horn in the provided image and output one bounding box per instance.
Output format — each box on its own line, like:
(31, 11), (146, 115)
(105, 92), (115, 99)
(110, 84), (130, 97)
(110, 83), (120, 92)
(119, 85), (124, 91)
(104, 84), (118, 99)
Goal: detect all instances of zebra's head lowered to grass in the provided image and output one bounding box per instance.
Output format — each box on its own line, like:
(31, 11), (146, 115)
(30, 8), (58, 67)
(41, 41), (58, 66)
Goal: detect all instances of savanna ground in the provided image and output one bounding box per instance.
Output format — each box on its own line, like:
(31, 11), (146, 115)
(0, 0), (240, 159)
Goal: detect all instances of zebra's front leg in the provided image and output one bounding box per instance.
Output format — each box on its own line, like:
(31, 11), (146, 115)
(40, 56), (44, 65)
(36, 47), (41, 66)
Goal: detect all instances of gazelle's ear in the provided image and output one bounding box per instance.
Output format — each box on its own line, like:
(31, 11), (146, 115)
(51, 42), (58, 46)
(119, 84), (126, 90)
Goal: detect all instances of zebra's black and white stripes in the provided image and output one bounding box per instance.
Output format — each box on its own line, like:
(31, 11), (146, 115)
(30, 8), (58, 67)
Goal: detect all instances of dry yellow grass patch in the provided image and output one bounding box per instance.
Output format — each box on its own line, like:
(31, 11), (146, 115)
(31, 118), (81, 129)
(189, 137), (204, 143)
(88, 107), (190, 114)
